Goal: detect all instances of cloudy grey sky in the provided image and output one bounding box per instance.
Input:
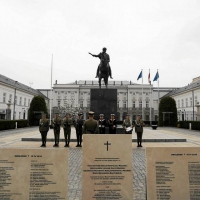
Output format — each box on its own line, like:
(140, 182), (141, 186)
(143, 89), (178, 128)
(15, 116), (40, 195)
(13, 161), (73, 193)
(0, 0), (200, 89)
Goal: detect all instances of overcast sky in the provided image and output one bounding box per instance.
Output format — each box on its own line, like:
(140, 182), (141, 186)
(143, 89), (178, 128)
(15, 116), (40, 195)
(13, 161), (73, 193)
(0, 0), (200, 89)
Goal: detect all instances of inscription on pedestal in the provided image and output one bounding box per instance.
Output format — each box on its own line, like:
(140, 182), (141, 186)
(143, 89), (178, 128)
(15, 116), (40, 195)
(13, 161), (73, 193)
(82, 135), (132, 200)
(0, 148), (68, 200)
(146, 147), (200, 200)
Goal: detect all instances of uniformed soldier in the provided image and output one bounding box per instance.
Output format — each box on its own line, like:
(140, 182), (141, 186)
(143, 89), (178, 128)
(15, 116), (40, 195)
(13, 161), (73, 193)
(134, 115), (145, 147)
(52, 112), (62, 147)
(62, 113), (73, 147)
(98, 114), (107, 134)
(108, 114), (117, 134)
(122, 114), (134, 134)
(74, 112), (84, 147)
(39, 114), (49, 147)
(83, 111), (98, 134)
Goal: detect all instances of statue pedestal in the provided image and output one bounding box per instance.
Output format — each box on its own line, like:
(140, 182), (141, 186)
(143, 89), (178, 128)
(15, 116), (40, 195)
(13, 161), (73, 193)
(90, 89), (117, 121)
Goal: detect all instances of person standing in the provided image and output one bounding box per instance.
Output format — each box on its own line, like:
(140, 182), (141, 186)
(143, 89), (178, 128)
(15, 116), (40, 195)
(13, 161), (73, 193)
(62, 113), (73, 147)
(74, 112), (84, 147)
(135, 115), (145, 147)
(122, 114), (133, 134)
(39, 114), (49, 147)
(108, 114), (117, 134)
(98, 114), (107, 134)
(52, 112), (62, 147)
(83, 111), (98, 134)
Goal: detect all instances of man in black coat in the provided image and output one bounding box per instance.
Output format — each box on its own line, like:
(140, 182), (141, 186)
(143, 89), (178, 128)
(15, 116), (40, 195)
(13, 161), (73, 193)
(74, 112), (84, 147)
(108, 114), (117, 134)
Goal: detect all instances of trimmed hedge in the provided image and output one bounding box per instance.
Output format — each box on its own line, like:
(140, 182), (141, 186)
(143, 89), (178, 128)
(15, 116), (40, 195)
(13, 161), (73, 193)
(0, 120), (28, 131)
(178, 121), (200, 131)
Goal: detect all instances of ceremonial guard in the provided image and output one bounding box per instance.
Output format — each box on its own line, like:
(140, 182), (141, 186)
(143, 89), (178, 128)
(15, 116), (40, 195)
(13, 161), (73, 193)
(74, 112), (84, 147)
(39, 114), (49, 147)
(122, 114), (133, 134)
(52, 112), (62, 147)
(62, 113), (73, 147)
(135, 115), (145, 147)
(108, 114), (117, 134)
(83, 111), (98, 134)
(98, 114), (107, 134)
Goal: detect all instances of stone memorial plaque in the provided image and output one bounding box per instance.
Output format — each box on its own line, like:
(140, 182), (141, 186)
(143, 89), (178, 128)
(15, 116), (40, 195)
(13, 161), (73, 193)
(82, 134), (132, 200)
(146, 147), (200, 200)
(0, 148), (68, 200)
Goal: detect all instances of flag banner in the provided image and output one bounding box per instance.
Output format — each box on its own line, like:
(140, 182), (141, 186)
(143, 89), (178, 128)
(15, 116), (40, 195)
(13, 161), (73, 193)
(153, 71), (159, 81)
(137, 70), (142, 80)
(148, 72), (151, 84)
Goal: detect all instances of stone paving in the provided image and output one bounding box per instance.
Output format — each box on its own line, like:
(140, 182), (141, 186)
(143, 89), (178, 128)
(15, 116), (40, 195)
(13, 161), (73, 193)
(0, 127), (200, 199)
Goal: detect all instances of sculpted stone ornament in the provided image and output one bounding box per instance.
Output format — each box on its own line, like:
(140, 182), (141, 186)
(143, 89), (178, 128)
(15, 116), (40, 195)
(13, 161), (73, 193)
(89, 47), (113, 88)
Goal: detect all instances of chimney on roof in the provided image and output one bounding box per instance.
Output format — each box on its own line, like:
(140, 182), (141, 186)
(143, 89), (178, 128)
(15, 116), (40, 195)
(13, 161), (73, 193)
(55, 80), (57, 84)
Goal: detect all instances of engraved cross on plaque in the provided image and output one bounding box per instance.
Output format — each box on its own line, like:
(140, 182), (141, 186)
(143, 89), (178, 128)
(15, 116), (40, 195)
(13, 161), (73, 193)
(104, 141), (111, 151)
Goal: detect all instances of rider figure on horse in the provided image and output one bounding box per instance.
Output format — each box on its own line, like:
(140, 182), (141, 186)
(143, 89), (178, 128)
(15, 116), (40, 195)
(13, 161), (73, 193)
(89, 47), (113, 79)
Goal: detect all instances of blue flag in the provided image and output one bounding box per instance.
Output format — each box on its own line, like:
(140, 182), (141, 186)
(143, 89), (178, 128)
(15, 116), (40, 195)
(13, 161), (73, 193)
(137, 71), (142, 80)
(153, 71), (159, 81)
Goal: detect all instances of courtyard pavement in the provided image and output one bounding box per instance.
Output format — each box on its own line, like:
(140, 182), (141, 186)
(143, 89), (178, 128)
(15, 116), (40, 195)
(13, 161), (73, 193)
(0, 127), (200, 200)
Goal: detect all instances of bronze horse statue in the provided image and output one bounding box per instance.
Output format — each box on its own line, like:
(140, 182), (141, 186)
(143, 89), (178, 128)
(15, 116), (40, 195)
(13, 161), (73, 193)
(89, 49), (112, 89)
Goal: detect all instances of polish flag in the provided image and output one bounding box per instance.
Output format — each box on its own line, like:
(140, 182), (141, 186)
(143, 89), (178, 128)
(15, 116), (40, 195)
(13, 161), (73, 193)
(148, 71), (151, 84)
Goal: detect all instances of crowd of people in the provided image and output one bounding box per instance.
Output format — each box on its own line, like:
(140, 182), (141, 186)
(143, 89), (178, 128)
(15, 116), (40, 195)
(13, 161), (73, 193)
(39, 111), (145, 148)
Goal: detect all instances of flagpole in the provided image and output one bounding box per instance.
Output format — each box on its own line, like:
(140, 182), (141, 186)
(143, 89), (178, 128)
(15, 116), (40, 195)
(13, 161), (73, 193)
(142, 69), (143, 119)
(149, 69), (152, 126)
(50, 54), (53, 124)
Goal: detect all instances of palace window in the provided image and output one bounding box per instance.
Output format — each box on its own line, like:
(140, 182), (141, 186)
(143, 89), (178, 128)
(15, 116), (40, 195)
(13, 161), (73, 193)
(117, 101), (119, 108)
(139, 101), (142, 108)
(15, 96), (17, 104)
(190, 97), (193, 106)
(3, 93), (6, 103)
(19, 97), (22, 105)
(80, 100), (83, 108)
(178, 100), (180, 108)
(146, 101), (149, 108)
(185, 98), (188, 107)
(87, 101), (90, 108)
(181, 99), (184, 107)
(58, 100), (61, 107)
(132, 101), (135, 108)
(123, 101), (127, 108)
(195, 96), (198, 105)
(9, 94), (12, 102)
(24, 98), (26, 106)
(28, 99), (31, 106)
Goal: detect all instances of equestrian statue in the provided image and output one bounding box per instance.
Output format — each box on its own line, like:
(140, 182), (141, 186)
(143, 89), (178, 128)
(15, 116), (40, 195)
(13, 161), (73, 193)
(89, 47), (113, 88)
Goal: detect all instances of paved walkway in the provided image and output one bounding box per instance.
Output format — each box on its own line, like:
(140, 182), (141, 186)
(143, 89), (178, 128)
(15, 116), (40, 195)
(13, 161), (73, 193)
(0, 127), (200, 199)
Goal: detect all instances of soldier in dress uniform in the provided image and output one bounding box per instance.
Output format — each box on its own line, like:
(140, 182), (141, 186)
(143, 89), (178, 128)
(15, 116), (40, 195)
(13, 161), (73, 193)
(39, 114), (49, 147)
(98, 114), (107, 134)
(83, 111), (98, 134)
(122, 114), (134, 134)
(62, 113), (73, 147)
(134, 115), (145, 147)
(108, 114), (117, 134)
(52, 112), (62, 147)
(74, 112), (84, 147)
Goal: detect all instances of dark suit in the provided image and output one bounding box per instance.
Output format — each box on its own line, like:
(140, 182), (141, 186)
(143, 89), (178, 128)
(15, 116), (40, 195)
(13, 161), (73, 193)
(98, 119), (107, 134)
(108, 119), (117, 134)
(74, 118), (84, 146)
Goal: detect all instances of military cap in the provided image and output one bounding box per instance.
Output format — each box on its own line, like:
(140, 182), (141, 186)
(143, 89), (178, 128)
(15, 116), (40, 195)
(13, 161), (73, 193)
(99, 114), (104, 117)
(78, 112), (83, 116)
(110, 114), (115, 116)
(103, 47), (107, 51)
(88, 111), (95, 115)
